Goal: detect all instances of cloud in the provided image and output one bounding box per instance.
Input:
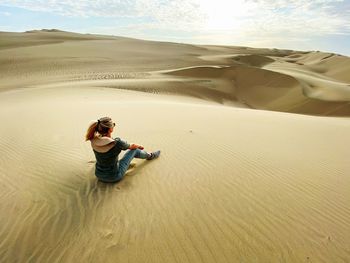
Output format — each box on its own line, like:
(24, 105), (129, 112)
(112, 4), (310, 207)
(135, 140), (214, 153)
(0, 0), (137, 17)
(244, 0), (350, 34)
(0, 0), (205, 24)
(0, 0), (207, 31)
(3, 0), (347, 33)
(0, 11), (11, 16)
(1, 0), (349, 49)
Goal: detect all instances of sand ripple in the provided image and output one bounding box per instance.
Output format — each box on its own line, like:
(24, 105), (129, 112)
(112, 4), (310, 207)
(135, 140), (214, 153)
(0, 87), (349, 262)
(0, 31), (350, 262)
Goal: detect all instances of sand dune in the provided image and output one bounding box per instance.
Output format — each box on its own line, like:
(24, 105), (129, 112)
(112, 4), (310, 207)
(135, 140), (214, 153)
(0, 30), (350, 262)
(231, 54), (275, 67)
(163, 64), (350, 115)
(1, 30), (348, 115)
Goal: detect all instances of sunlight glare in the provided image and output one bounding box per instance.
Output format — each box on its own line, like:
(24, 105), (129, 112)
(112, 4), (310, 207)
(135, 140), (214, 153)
(198, 0), (252, 30)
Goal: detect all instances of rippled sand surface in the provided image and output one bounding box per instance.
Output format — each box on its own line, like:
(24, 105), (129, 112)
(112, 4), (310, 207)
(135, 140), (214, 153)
(0, 30), (349, 262)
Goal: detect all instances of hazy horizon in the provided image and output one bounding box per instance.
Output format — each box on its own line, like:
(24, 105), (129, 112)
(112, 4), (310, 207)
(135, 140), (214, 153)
(1, 0), (350, 56)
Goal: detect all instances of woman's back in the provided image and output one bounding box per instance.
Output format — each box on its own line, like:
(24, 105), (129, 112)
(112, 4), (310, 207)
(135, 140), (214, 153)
(86, 117), (160, 183)
(91, 136), (130, 178)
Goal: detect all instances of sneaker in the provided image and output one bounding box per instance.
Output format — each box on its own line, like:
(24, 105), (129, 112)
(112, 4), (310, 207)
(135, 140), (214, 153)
(147, 150), (161, 160)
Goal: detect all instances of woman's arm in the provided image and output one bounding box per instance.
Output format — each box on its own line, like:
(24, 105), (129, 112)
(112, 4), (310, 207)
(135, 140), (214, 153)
(114, 137), (144, 150)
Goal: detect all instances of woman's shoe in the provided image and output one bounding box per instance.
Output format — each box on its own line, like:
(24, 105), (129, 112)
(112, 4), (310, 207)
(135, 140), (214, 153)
(147, 150), (161, 160)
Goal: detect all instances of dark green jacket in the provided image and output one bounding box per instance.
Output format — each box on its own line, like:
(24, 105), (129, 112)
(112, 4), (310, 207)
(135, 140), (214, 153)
(92, 136), (130, 179)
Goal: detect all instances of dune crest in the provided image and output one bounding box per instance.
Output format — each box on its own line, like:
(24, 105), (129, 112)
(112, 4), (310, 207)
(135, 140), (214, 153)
(1, 30), (349, 116)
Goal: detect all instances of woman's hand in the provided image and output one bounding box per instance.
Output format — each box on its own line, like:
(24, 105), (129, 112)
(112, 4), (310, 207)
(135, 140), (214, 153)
(129, 144), (144, 150)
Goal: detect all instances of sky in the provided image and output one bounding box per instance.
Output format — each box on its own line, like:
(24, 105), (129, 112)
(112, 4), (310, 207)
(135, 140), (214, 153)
(0, 0), (350, 55)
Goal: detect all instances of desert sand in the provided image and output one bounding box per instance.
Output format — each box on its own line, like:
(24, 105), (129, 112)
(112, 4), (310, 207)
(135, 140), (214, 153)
(0, 30), (349, 262)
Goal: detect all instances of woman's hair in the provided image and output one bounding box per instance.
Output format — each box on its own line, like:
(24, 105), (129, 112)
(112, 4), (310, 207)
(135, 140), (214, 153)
(85, 117), (115, 141)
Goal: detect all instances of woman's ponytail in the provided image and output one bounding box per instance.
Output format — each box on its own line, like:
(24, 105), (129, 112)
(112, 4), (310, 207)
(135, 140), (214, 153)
(85, 117), (114, 141)
(85, 121), (98, 141)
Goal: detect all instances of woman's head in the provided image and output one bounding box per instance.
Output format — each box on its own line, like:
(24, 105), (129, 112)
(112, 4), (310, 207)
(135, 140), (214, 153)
(85, 117), (116, 141)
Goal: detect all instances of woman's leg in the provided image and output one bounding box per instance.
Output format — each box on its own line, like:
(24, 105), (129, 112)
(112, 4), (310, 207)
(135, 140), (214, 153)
(115, 149), (149, 181)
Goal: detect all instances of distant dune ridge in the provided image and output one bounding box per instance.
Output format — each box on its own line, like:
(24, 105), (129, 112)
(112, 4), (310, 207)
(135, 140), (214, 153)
(1, 29), (349, 115)
(0, 30), (349, 262)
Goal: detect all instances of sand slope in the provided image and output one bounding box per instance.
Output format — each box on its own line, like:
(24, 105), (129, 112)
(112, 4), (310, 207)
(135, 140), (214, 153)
(0, 30), (350, 262)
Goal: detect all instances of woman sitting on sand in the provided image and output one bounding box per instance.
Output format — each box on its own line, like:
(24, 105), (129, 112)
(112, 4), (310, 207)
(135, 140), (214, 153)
(85, 117), (160, 183)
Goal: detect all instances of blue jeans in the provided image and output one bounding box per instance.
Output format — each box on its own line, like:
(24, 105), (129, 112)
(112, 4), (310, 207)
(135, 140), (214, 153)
(98, 149), (149, 183)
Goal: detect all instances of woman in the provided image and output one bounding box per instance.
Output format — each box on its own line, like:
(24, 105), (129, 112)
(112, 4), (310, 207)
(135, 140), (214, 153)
(85, 116), (160, 183)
